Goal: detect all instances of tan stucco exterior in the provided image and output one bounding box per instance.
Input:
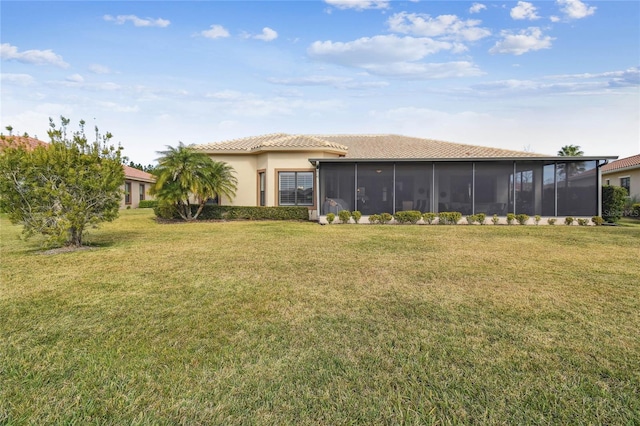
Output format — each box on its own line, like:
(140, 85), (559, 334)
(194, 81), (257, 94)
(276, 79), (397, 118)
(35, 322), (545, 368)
(206, 149), (341, 217)
(602, 168), (640, 200)
(120, 166), (156, 209)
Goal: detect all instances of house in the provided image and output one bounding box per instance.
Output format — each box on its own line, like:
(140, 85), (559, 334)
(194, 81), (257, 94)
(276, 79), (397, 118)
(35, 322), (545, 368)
(121, 165), (155, 209)
(0, 135), (155, 209)
(601, 154), (640, 200)
(193, 133), (616, 219)
(0, 134), (47, 150)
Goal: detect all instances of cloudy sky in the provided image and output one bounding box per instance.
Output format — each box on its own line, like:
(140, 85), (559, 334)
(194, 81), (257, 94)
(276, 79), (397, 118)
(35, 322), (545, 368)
(1, 0), (638, 164)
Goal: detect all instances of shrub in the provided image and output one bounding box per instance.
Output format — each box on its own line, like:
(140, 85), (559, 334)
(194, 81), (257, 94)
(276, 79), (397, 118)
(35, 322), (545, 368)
(506, 213), (516, 225)
(515, 214), (529, 225)
(422, 212), (437, 224)
(632, 203), (640, 218)
(154, 205), (309, 221)
(338, 209), (352, 224)
(154, 200), (179, 220)
(380, 213), (393, 224)
(476, 213), (486, 225)
(368, 214), (381, 224)
(138, 200), (158, 209)
(465, 214), (477, 225)
(326, 213), (335, 224)
(351, 210), (362, 224)
(395, 210), (422, 224)
(602, 185), (627, 223)
(591, 216), (604, 226)
(547, 218), (557, 225)
(577, 218), (589, 226)
(438, 211), (462, 225)
(564, 217), (575, 226)
(534, 215), (542, 225)
(491, 214), (500, 225)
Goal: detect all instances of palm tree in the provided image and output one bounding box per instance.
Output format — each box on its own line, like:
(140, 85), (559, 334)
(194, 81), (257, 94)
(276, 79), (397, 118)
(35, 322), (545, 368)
(151, 142), (237, 221)
(556, 145), (585, 214)
(557, 145), (584, 157)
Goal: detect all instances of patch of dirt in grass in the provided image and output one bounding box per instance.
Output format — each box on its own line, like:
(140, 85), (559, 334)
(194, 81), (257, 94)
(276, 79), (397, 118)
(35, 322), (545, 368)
(38, 246), (96, 255)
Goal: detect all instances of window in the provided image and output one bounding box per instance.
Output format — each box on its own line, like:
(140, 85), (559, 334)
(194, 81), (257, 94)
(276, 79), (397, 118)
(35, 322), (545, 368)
(124, 182), (131, 204)
(279, 171), (313, 206)
(605, 179), (610, 186)
(139, 184), (145, 201)
(258, 171), (265, 206)
(620, 177), (630, 195)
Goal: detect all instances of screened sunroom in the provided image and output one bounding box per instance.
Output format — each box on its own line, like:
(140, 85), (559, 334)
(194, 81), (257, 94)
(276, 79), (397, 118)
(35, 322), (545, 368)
(314, 158), (604, 217)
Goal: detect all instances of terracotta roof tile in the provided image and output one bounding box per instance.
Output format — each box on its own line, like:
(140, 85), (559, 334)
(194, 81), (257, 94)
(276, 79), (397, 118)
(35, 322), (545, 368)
(193, 133), (348, 152)
(0, 135), (48, 150)
(601, 154), (640, 172)
(123, 165), (156, 182)
(194, 133), (547, 159)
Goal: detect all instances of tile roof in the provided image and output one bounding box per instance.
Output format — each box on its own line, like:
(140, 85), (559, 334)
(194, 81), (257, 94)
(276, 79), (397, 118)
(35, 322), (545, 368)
(193, 133), (348, 153)
(194, 133), (548, 159)
(0, 135), (48, 150)
(123, 165), (156, 182)
(316, 134), (548, 159)
(601, 154), (640, 172)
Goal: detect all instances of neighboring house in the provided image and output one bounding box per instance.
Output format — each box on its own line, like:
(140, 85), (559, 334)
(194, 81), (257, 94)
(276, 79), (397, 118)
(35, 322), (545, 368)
(0, 135), (155, 209)
(0, 134), (47, 150)
(121, 165), (156, 209)
(193, 133), (615, 219)
(601, 154), (640, 200)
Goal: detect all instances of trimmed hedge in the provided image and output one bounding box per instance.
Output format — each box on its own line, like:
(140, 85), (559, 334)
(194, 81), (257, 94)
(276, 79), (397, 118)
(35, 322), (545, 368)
(154, 204), (309, 221)
(138, 200), (158, 209)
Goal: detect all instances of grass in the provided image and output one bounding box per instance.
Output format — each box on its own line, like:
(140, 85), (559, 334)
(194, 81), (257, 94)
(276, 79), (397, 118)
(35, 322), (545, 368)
(1, 209), (639, 425)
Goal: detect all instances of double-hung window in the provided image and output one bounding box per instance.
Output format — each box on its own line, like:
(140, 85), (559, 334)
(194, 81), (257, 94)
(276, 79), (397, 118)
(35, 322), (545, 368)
(279, 171), (313, 206)
(124, 182), (132, 205)
(620, 177), (630, 196)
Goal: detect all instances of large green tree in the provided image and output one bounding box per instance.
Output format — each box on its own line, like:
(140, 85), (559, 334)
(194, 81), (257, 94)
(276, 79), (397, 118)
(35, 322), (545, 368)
(151, 143), (237, 221)
(0, 117), (124, 247)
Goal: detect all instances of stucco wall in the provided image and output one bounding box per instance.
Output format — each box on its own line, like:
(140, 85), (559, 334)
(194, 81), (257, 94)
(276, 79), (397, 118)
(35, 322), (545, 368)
(603, 168), (640, 199)
(209, 150), (341, 209)
(121, 179), (155, 209)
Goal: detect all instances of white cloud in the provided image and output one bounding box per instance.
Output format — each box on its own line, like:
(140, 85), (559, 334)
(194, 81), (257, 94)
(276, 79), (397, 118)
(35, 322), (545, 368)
(324, 0), (389, 11)
(489, 27), (554, 55)
(309, 35), (453, 66)
(557, 0), (596, 19)
(550, 15), (561, 22)
(88, 64), (111, 74)
(253, 27), (278, 42)
(387, 12), (491, 42)
(308, 35), (484, 78)
(268, 75), (389, 89)
(66, 74), (84, 83)
(97, 101), (139, 113)
(1, 43), (69, 68)
(201, 25), (230, 39)
(469, 3), (487, 14)
(103, 14), (170, 28)
(1, 73), (35, 86)
(364, 61), (484, 79)
(510, 2), (540, 20)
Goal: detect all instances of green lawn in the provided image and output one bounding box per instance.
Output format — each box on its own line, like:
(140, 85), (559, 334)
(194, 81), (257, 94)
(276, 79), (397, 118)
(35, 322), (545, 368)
(1, 210), (639, 425)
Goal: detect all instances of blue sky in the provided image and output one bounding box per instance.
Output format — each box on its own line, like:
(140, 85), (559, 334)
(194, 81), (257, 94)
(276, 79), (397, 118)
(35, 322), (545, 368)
(1, 0), (638, 164)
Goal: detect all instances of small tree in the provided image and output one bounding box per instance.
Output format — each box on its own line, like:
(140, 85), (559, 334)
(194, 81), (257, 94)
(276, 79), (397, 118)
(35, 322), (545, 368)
(151, 143), (237, 221)
(602, 185), (627, 223)
(0, 117), (124, 247)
